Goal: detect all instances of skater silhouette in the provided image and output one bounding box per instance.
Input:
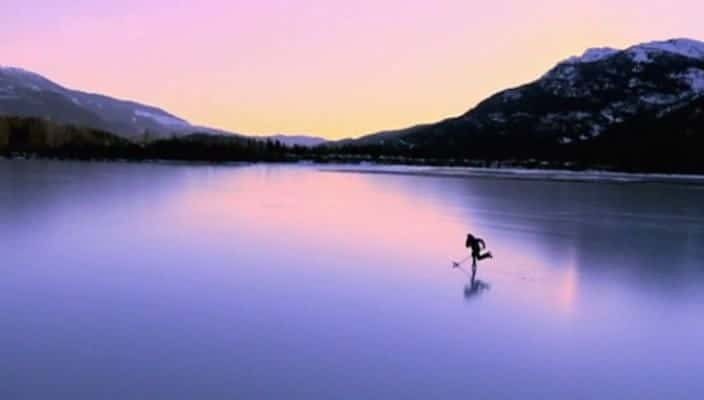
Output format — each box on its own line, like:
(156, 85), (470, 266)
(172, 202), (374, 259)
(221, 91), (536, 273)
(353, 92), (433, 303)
(465, 233), (492, 268)
(452, 234), (493, 299)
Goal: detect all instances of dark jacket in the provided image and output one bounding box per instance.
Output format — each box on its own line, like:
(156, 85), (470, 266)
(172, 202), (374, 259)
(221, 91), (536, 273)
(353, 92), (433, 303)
(466, 234), (486, 256)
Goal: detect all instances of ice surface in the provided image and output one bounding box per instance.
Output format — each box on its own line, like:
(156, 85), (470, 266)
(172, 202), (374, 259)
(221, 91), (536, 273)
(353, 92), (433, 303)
(319, 164), (704, 184)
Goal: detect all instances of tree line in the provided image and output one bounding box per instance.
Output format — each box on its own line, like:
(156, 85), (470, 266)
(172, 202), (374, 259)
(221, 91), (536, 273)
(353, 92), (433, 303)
(2, 114), (703, 173)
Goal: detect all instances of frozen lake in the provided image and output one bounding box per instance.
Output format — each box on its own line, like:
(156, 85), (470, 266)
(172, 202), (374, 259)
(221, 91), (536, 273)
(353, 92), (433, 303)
(1, 159), (703, 399)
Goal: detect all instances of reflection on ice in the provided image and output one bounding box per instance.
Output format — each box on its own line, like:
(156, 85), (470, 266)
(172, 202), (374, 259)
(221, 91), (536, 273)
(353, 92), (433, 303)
(455, 265), (491, 301)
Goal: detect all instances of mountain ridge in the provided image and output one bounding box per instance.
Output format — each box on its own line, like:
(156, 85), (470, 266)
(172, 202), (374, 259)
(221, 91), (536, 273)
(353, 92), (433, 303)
(0, 66), (324, 145)
(341, 37), (704, 161)
(0, 66), (192, 138)
(562, 38), (704, 65)
(3, 38), (704, 171)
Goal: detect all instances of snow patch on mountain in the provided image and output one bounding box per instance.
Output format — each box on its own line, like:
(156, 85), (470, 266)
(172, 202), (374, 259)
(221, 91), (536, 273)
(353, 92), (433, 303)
(625, 39), (704, 63)
(0, 66), (62, 91)
(134, 109), (189, 127)
(501, 89), (523, 101)
(0, 66), (39, 78)
(671, 68), (704, 93)
(627, 47), (653, 63)
(590, 124), (604, 137)
(600, 109), (624, 124)
(263, 134), (327, 147)
(628, 78), (642, 88)
(551, 65), (579, 80)
(635, 39), (704, 60)
(488, 112), (507, 123)
(640, 93), (680, 105)
(562, 38), (704, 66)
(565, 47), (619, 64)
(540, 65), (585, 96)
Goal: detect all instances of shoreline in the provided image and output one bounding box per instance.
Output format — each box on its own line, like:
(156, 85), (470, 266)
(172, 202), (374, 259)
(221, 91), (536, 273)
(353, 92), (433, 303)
(318, 164), (704, 186)
(3, 155), (704, 185)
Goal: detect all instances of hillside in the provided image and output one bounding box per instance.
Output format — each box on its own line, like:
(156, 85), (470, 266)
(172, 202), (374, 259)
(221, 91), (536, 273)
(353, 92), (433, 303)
(338, 38), (704, 171)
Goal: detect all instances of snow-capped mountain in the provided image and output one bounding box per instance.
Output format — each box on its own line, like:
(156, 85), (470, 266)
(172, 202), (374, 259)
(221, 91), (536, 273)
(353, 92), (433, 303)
(0, 67), (196, 138)
(564, 39), (704, 65)
(346, 38), (704, 160)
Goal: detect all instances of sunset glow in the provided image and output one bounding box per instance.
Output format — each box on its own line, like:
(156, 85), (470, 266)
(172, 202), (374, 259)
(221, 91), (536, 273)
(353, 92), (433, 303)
(4, 0), (704, 138)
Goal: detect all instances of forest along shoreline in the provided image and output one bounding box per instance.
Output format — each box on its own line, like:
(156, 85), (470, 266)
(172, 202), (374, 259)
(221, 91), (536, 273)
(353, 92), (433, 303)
(2, 115), (704, 175)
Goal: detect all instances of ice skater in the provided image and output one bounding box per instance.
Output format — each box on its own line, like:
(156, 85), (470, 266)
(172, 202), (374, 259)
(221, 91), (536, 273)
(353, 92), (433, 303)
(453, 233), (493, 270)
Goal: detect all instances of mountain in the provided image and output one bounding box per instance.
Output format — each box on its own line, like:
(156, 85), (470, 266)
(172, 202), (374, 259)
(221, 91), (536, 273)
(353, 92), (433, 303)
(261, 134), (327, 147)
(340, 38), (704, 170)
(333, 124), (433, 147)
(0, 66), (197, 139)
(0, 66), (316, 144)
(0, 114), (301, 162)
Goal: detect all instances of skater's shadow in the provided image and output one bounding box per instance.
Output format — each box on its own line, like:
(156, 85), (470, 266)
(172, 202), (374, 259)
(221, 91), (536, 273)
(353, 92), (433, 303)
(456, 265), (491, 300)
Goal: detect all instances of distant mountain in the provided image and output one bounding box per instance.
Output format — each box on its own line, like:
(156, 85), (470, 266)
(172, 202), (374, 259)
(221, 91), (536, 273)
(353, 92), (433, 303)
(332, 124), (432, 147)
(0, 66), (197, 139)
(0, 114), (302, 162)
(0, 66), (316, 144)
(340, 38), (704, 170)
(261, 134), (327, 147)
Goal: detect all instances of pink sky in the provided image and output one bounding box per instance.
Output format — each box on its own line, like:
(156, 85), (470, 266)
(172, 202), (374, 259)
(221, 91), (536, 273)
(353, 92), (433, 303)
(4, 0), (704, 139)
